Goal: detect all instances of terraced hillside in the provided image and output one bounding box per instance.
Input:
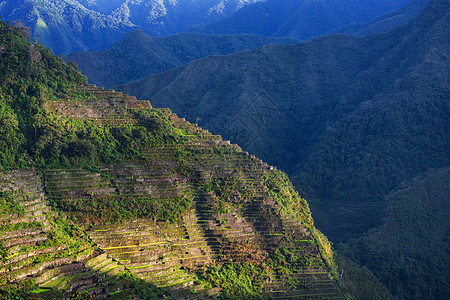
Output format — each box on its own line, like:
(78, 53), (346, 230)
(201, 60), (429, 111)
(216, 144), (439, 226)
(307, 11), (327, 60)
(1, 84), (343, 299)
(0, 169), (152, 299)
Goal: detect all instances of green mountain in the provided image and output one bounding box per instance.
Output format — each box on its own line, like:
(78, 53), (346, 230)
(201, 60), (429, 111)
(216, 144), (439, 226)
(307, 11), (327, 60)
(335, 0), (431, 35)
(0, 0), (261, 55)
(339, 168), (450, 299)
(190, 0), (412, 40)
(67, 30), (296, 88)
(116, 0), (449, 297)
(0, 18), (344, 299)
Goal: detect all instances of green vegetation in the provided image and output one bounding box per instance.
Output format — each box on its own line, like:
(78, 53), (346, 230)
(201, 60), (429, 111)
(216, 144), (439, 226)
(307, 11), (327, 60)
(205, 176), (255, 214)
(0, 280), (39, 300)
(111, 272), (165, 299)
(0, 21), (191, 172)
(264, 170), (312, 227)
(33, 108), (188, 170)
(0, 191), (25, 216)
(270, 248), (324, 272)
(0, 15), (342, 300)
(115, 2), (449, 298)
(0, 221), (43, 233)
(195, 241), (333, 298)
(262, 170), (338, 275)
(0, 18), (86, 171)
(50, 193), (193, 224)
(195, 263), (266, 298)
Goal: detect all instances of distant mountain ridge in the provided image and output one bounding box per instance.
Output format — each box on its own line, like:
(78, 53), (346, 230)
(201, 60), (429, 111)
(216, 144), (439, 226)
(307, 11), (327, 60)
(116, 1), (449, 297)
(67, 30), (297, 87)
(190, 0), (412, 40)
(335, 0), (431, 35)
(0, 0), (261, 54)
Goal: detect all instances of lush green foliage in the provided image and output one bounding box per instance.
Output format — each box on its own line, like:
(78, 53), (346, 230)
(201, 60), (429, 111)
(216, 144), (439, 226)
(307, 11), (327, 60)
(0, 191), (24, 216)
(195, 242), (331, 298)
(270, 248), (324, 272)
(195, 263), (266, 299)
(0, 24), (189, 171)
(204, 176), (255, 214)
(0, 221), (43, 233)
(0, 19), (86, 171)
(264, 170), (313, 227)
(51, 193), (192, 224)
(0, 280), (39, 300)
(32, 108), (185, 169)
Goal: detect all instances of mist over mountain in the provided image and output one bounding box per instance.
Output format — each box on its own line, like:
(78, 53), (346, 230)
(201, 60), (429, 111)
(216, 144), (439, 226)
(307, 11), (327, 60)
(190, 0), (412, 40)
(117, 1), (449, 296)
(0, 0), (261, 55)
(67, 30), (296, 88)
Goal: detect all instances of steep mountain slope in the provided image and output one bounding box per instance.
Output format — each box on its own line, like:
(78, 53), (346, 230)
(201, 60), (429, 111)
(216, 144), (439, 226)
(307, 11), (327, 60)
(0, 0), (261, 55)
(190, 0), (412, 40)
(336, 0), (431, 35)
(117, 1), (449, 297)
(340, 168), (450, 299)
(0, 19), (343, 299)
(119, 0), (449, 240)
(67, 30), (296, 88)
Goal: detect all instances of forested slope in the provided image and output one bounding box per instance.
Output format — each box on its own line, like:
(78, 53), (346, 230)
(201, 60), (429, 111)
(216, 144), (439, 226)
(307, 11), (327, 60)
(190, 0), (411, 39)
(0, 18), (343, 299)
(67, 30), (296, 88)
(335, 0), (431, 35)
(117, 1), (449, 297)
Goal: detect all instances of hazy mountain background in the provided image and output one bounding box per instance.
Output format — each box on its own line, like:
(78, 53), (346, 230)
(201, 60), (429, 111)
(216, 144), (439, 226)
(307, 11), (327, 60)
(116, 1), (449, 297)
(66, 0), (420, 88)
(189, 0), (412, 39)
(67, 30), (296, 87)
(0, 0), (261, 54)
(335, 0), (431, 36)
(0, 0), (448, 298)
(1, 0), (415, 55)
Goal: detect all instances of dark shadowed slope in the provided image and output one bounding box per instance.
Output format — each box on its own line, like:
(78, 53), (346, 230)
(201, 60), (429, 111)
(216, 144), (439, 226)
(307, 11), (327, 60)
(339, 168), (450, 299)
(190, 0), (411, 39)
(117, 1), (449, 297)
(67, 30), (296, 88)
(118, 0), (449, 244)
